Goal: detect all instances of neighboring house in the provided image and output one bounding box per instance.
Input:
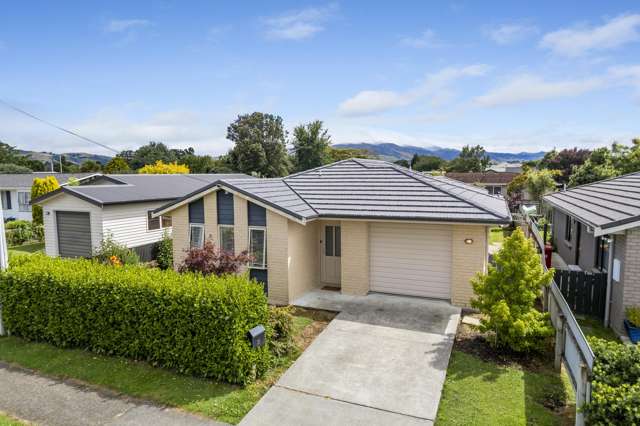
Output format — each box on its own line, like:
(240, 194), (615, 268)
(445, 171), (521, 196)
(154, 159), (511, 307)
(544, 172), (640, 334)
(32, 173), (248, 261)
(0, 172), (94, 221)
(487, 162), (523, 173)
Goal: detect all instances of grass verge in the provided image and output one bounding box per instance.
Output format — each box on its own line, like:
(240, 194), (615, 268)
(0, 308), (332, 424)
(0, 412), (25, 426)
(8, 243), (44, 256)
(489, 227), (504, 245)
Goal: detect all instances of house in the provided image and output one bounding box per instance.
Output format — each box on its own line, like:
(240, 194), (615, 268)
(487, 162), (523, 173)
(543, 172), (640, 334)
(0, 172), (94, 221)
(32, 173), (248, 260)
(445, 171), (521, 196)
(154, 159), (511, 307)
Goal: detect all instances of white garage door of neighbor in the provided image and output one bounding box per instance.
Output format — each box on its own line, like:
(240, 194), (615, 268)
(370, 223), (453, 299)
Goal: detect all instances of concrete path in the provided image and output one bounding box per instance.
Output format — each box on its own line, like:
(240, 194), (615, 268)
(0, 362), (227, 426)
(240, 290), (460, 426)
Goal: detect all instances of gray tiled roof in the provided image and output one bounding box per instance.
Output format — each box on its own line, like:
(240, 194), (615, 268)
(0, 172), (95, 188)
(543, 172), (640, 231)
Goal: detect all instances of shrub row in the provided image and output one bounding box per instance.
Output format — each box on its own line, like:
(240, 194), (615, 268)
(585, 337), (640, 424)
(5, 220), (43, 246)
(0, 254), (270, 384)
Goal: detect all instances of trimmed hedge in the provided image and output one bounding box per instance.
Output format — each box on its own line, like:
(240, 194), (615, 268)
(0, 254), (270, 384)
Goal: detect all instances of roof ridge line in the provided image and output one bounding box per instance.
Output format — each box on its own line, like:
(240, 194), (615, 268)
(548, 170), (640, 195)
(285, 158), (358, 179)
(281, 178), (319, 216)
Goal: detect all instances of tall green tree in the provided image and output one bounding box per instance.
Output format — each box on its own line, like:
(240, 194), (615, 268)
(539, 147), (591, 184)
(31, 176), (60, 225)
(568, 147), (620, 187)
(413, 155), (446, 172)
(80, 159), (102, 172)
(103, 157), (131, 174)
(291, 120), (331, 172)
(126, 142), (176, 170)
(326, 147), (372, 162)
(446, 145), (490, 172)
(227, 112), (289, 177)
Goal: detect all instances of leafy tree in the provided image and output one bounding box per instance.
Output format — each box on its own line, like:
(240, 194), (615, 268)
(227, 112), (290, 177)
(394, 159), (410, 168)
(326, 147), (372, 162)
(539, 147), (591, 184)
(138, 160), (189, 174)
(127, 142), (176, 170)
(0, 163), (32, 173)
(80, 159), (102, 172)
(0, 141), (45, 171)
(413, 155), (446, 172)
(446, 145), (490, 172)
(471, 228), (554, 352)
(103, 157), (131, 174)
(291, 120), (331, 172)
(31, 176), (60, 225)
(568, 147), (620, 187)
(525, 169), (558, 204)
(179, 240), (252, 276)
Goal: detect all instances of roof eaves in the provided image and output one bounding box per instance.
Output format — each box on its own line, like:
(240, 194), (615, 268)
(31, 186), (104, 208)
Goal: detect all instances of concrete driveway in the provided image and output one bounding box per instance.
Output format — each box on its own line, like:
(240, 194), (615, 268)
(240, 290), (460, 426)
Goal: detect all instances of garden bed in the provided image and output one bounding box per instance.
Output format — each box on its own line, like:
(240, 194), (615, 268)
(0, 307), (334, 424)
(436, 312), (575, 426)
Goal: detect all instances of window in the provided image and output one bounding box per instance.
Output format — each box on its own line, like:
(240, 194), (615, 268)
(190, 224), (205, 248)
(324, 225), (341, 257)
(249, 227), (266, 268)
(596, 236), (611, 271)
(219, 225), (235, 253)
(564, 215), (573, 242)
(17, 191), (30, 212)
(492, 186), (502, 195)
(2, 191), (12, 210)
(161, 215), (172, 228)
(147, 211), (161, 230)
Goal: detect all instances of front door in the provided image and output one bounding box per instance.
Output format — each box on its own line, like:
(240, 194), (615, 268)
(321, 224), (341, 285)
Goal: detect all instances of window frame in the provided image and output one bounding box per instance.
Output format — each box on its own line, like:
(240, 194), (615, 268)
(248, 226), (267, 269)
(147, 211), (161, 231)
(161, 215), (172, 228)
(218, 224), (235, 253)
(189, 223), (205, 248)
(17, 191), (31, 212)
(564, 215), (573, 243)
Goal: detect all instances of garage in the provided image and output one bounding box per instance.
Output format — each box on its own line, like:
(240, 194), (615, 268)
(369, 223), (452, 299)
(56, 211), (92, 258)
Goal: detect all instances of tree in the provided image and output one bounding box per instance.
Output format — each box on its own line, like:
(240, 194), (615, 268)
(394, 159), (410, 168)
(446, 145), (490, 172)
(80, 159), (101, 172)
(413, 155), (446, 172)
(138, 160), (189, 174)
(227, 112), (290, 177)
(568, 147), (619, 187)
(525, 169), (558, 204)
(31, 176), (60, 225)
(539, 147), (591, 184)
(291, 120), (331, 172)
(471, 228), (554, 352)
(103, 157), (131, 174)
(326, 147), (372, 162)
(127, 142), (177, 170)
(0, 163), (32, 173)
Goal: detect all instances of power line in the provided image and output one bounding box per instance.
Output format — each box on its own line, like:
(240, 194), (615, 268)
(0, 98), (120, 154)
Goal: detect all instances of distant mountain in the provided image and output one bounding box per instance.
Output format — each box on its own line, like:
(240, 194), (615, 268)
(19, 150), (112, 165)
(333, 142), (545, 163)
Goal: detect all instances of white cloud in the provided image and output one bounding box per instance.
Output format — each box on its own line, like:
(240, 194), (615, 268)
(475, 74), (607, 107)
(400, 29), (445, 48)
(484, 23), (538, 45)
(262, 4), (337, 40)
(338, 64), (490, 116)
(540, 14), (640, 57)
(104, 19), (152, 33)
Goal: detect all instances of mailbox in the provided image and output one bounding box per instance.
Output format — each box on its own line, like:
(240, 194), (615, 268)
(247, 325), (266, 348)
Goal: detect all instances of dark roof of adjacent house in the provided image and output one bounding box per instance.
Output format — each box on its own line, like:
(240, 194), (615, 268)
(32, 173), (251, 207)
(156, 158), (512, 224)
(543, 171), (640, 233)
(0, 172), (95, 188)
(445, 172), (520, 185)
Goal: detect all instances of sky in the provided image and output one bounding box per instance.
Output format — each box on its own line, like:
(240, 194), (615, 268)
(1, 1), (640, 157)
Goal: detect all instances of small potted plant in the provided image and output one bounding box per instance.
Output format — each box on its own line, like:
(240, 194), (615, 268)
(624, 306), (640, 344)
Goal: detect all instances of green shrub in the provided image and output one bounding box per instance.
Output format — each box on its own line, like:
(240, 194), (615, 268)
(5, 220), (33, 246)
(93, 235), (140, 265)
(156, 232), (173, 270)
(471, 228), (555, 353)
(267, 306), (295, 357)
(0, 254), (271, 384)
(585, 337), (640, 424)
(626, 306), (640, 327)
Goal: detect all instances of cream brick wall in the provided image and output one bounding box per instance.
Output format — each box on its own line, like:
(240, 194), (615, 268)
(267, 210), (289, 305)
(203, 192), (219, 243)
(171, 204), (189, 269)
(451, 225), (488, 306)
(340, 221), (369, 296)
(233, 195), (248, 253)
(623, 228), (640, 308)
(288, 221), (320, 301)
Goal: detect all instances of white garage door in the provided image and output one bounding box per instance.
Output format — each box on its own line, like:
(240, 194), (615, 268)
(370, 223), (452, 299)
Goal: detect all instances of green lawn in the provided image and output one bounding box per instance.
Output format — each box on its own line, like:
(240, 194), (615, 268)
(8, 242), (44, 256)
(0, 313), (317, 425)
(0, 412), (24, 426)
(437, 351), (574, 426)
(489, 227), (504, 245)
(578, 317), (619, 343)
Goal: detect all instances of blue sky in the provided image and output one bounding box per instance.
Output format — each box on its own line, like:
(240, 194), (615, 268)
(1, 1), (640, 156)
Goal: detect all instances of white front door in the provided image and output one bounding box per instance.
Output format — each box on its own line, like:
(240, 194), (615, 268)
(321, 224), (341, 285)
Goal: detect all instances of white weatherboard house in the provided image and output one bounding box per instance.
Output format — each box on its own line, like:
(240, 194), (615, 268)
(154, 159), (512, 307)
(0, 172), (94, 221)
(32, 173), (248, 260)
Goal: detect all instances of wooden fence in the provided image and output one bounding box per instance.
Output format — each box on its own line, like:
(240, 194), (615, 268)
(554, 270), (607, 320)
